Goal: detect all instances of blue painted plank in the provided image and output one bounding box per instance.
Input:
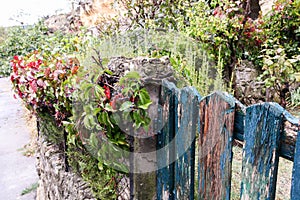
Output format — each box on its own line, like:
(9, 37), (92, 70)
(291, 120), (300, 200)
(233, 102), (299, 161)
(157, 80), (178, 200)
(197, 92), (235, 199)
(240, 103), (283, 200)
(174, 87), (200, 199)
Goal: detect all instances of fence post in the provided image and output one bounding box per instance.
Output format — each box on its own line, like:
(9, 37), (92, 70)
(240, 103), (283, 200)
(131, 84), (160, 199)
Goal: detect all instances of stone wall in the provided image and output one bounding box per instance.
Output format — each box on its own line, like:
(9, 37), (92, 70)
(36, 136), (96, 200)
(234, 60), (280, 105)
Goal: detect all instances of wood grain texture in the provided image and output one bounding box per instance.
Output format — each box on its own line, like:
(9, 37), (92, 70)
(155, 80), (299, 200)
(157, 80), (178, 200)
(174, 87), (200, 199)
(233, 102), (299, 161)
(291, 119), (300, 200)
(241, 103), (283, 200)
(198, 92), (235, 200)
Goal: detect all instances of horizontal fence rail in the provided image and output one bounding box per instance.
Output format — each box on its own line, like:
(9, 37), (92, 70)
(155, 80), (299, 200)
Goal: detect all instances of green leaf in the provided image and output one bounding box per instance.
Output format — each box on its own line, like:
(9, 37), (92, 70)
(138, 101), (152, 109)
(98, 162), (104, 170)
(83, 114), (96, 130)
(104, 69), (113, 75)
(89, 132), (98, 149)
(104, 103), (115, 112)
(93, 107), (101, 115)
(119, 101), (133, 111)
(139, 88), (151, 104)
(119, 71), (140, 85)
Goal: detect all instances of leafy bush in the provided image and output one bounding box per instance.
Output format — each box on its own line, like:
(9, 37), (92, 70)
(119, 0), (192, 29)
(10, 50), (79, 126)
(65, 68), (153, 198)
(0, 21), (81, 77)
(258, 0), (300, 106)
(177, 0), (264, 85)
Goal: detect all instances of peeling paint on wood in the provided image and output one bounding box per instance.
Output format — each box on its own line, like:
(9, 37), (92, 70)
(233, 101), (299, 161)
(154, 80), (299, 200)
(240, 103), (283, 200)
(198, 92), (235, 200)
(291, 119), (300, 200)
(157, 80), (178, 200)
(174, 87), (199, 199)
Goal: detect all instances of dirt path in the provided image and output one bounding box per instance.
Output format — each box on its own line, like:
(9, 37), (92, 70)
(0, 78), (38, 200)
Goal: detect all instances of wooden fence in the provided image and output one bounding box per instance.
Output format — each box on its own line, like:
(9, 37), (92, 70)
(144, 80), (300, 200)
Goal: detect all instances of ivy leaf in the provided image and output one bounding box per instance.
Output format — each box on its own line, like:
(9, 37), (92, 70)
(138, 88), (152, 109)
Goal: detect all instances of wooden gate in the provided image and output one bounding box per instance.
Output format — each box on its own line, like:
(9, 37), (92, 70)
(147, 80), (300, 200)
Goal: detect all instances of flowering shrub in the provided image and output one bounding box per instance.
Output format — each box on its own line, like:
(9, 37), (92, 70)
(258, 0), (300, 106)
(180, 0), (265, 84)
(10, 51), (79, 125)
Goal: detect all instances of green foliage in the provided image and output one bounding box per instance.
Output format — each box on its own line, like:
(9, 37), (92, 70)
(178, 0), (264, 83)
(65, 121), (123, 199)
(259, 0), (300, 93)
(93, 29), (226, 95)
(119, 0), (192, 29)
(0, 21), (82, 77)
(66, 64), (152, 198)
(290, 87), (300, 108)
(258, 46), (300, 91)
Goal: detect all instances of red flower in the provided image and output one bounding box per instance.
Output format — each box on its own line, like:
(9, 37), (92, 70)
(255, 39), (263, 46)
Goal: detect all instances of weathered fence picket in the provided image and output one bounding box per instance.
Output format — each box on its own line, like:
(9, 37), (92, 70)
(198, 92), (235, 200)
(241, 104), (283, 199)
(157, 81), (178, 199)
(291, 123), (300, 199)
(174, 87), (199, 199)
(153, 80), (299, 200)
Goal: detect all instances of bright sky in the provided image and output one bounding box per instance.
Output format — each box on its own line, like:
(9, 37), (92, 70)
(0, 0), (72, 27)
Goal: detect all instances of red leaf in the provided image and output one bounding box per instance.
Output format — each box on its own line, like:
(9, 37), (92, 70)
(71, 65), (79, 74)
(37, 79), (46, 88)
(103, 85), (111, 100)
(44, 67), (51, 78)
(29, 80), (37, 93)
